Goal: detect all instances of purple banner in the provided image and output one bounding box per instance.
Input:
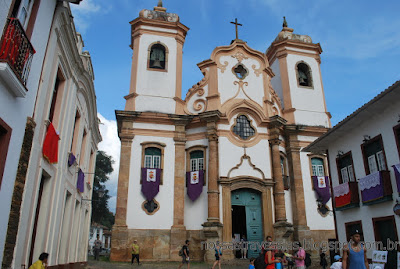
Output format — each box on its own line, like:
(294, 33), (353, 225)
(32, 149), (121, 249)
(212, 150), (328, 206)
(77, 169), (84, 193)
(186, 170), (204, 201)
(68, 153), (76, 167)
(141, 168), (161, 201)
(392, 164), (400, 193)
(312, 176), (331, 205)
(360, 173), (383, 203)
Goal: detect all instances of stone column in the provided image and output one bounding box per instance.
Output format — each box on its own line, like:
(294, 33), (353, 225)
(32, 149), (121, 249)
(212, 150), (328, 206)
(169, 115), (191, 260)
(269, 116), (293, 241)
(199, 111), (222, 263)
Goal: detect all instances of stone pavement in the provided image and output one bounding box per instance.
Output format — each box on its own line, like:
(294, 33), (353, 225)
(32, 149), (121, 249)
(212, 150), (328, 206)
(87, 259), (250, 269)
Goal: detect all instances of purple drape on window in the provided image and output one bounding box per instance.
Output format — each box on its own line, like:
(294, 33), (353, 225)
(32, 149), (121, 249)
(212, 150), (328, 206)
(186, 170), (204, 202)
(312, 176), (331, 205)
(141, 168), (161, 201)
(360, 172), (383, 203)
(77, 169), (84, 193)
(68, 153), (76, 167)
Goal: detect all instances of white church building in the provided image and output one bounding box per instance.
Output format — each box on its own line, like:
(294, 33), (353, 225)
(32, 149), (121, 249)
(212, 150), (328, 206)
(112, 1), (335, 262)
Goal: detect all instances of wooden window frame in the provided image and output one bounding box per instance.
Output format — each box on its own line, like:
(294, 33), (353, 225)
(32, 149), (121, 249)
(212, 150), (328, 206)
(393, 124), (400, 160)
(372, 215), (399, 251)
(147, 42), (169, 72)
(336, 151), (356, 184)
(48, 69), (65, 129)
(361, 134), (388, 175)
(0, 118), (12, 189)
(345, 220), (364, 242)
(280, 152), (290, 190)
(186, 145), (207, 186)
(140, 142), (166, 184)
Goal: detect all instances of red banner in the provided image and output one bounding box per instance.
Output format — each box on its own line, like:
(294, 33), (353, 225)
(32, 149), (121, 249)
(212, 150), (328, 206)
(42, 123), (59, 163)
(335, 193), (351, 208)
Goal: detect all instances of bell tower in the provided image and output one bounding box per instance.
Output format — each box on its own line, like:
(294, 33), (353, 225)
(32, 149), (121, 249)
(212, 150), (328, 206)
(266, 18), (331, 127)
(124, 1), (189, 114)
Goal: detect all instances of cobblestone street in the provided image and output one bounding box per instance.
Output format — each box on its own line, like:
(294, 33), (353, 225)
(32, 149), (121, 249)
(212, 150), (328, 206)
(87, 259), (249, 269)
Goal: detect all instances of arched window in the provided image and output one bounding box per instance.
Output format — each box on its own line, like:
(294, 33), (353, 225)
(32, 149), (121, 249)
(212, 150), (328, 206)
(149, 44), (166, 70)
(232, 115), (255, 140)
(311, 157), (325, 177)
(144, 147), (161, 168)
(297, 62), (312, 87)
(190, 150), (204, 171)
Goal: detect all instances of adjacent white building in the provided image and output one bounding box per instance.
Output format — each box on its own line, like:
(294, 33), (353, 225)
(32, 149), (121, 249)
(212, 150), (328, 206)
(305, 80), (400, 267)
(89, 223), (111, 254)
(0, 1), (101, 268)
(112, 2), (335, 263)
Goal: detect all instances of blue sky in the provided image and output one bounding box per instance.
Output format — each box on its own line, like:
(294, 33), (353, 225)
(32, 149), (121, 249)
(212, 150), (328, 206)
(71, 0), (400, 212)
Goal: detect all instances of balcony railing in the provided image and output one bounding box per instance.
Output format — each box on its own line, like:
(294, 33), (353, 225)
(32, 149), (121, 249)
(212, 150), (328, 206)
(333, 182), (360, 211)
(359, 170), (392, 205)
(0, 18), (35, 85)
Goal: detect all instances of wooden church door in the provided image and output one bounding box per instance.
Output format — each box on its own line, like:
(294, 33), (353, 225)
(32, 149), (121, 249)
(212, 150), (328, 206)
(231, 189), (263, 258)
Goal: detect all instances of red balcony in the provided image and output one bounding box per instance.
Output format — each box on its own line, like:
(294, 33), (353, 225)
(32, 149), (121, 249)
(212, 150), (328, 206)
(0, 18), (35, 86)
(333, 182), (360, 211)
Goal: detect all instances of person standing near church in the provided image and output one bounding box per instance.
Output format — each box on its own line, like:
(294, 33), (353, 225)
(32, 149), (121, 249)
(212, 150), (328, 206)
(342, 230), (368, 269)
(29, 252), (48, 269)
(93, 235), (102, 261)
(131, 239), (140, 265)
(178, 240), (190, 269)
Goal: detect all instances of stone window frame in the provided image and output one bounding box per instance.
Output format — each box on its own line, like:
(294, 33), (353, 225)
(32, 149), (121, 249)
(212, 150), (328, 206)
(141, 198), (160, 216)
(48, 68), (66, 129)
(295, 61), (313, 89)
(307, 154), (329, 188)
(232, 62), (249, 80)
(186, 145), (207, 186)
(0, 118), (12, 189)
(336, 151), (357, 184)
(279, 152), (290, 190)
(147, 41), (169, 72)
(140, 142), (166, 185)
(230, 114), (257, 141)
(70, 109), (81, 157)
(360, 134), (388, 175)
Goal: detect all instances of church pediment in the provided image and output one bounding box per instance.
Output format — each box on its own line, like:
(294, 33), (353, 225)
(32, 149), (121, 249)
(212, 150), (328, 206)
(227, 153), (265, 180)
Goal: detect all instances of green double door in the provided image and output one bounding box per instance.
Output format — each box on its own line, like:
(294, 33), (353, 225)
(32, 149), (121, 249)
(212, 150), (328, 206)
(231, 189), (263, 258)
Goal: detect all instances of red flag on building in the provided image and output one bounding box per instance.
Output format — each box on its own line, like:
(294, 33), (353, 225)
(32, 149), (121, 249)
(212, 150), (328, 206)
(42, 122), (59, 163)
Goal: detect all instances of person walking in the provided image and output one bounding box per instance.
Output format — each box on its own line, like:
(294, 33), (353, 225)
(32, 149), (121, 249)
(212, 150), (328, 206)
(93, 235), (102, 261)
(320, 251), (328, 269)
(178, 240), (190, 269)
(131, 239), (140, 265)
(212, 241), (222, 269)
(293, 242), (306, 269)
(29, 252), (48, 269)
(342, 230), (368, 269)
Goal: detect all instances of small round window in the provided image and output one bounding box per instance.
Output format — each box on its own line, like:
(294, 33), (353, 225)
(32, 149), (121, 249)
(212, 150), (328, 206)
(232, 115), (255, 140)
(232, 63), (249, 80)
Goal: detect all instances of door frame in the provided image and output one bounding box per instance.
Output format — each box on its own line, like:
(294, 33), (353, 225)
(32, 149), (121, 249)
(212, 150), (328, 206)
(220, 176), (274, 244)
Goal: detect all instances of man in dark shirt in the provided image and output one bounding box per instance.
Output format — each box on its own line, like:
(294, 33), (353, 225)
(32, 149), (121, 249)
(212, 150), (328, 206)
(178, 240), (190, 269)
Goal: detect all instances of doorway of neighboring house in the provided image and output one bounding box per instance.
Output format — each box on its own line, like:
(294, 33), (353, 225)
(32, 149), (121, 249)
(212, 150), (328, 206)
(373, 216), (398, 268)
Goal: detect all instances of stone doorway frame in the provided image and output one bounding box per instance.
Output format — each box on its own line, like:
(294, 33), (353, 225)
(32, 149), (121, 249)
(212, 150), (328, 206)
(219, 176), (274, 245)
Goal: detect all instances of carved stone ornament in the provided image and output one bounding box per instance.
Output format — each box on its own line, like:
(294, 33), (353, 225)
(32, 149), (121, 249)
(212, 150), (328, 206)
(142, 199), (160, 215)
(231, 52), (248, 63)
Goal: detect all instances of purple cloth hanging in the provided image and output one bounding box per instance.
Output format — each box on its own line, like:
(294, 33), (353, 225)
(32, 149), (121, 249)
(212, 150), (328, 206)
(141, 168), (161, 201)
(77, 168), (84, 193)
(312, 176), (331, 205)
(393, 164), (400, 193)
(68, 153), (76, 167)
(360, 172), (383, 203)
(186, 170), (204, 202)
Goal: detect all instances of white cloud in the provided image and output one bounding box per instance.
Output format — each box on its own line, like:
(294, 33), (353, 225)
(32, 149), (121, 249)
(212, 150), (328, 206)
(70, 0), (109, 34)
(97, 113), (120, 213)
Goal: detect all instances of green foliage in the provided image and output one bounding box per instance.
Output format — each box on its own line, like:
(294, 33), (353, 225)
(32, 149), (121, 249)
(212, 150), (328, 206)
(91, 151), (115, 229)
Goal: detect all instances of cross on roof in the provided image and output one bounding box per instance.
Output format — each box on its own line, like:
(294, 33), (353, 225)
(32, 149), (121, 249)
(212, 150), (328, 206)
(230, 18), (242, 40)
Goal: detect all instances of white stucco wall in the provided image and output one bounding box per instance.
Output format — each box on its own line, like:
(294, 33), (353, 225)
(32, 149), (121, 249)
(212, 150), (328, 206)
(127, 135), (175, 229)
(135, 33), (178, 114)
(326, 100), (400, 259)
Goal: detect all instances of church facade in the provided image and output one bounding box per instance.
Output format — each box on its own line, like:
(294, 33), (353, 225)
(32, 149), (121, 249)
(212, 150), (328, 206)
(111, 2), (335, 262)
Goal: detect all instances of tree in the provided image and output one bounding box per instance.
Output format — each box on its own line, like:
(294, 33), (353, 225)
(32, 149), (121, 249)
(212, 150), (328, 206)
(91, 150), (115, 229)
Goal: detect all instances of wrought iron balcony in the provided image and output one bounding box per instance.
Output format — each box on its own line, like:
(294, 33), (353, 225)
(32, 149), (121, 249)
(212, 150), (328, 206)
(0, 18), (35, 86)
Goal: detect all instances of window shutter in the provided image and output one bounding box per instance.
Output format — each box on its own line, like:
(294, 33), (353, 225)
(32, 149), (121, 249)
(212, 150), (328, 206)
(198, 158), (204, 171)
(144, 155), (152, 168)
(312, 165), (318, 176)
(153, 155), (161, 169)
(376, 151), (386, 171)
(191, 159), (197, 171)
(347, 165), (355, 182)
(368, 155), (378, 174)
(341, 167), (349, 183)
(317, 165), (325, 177)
